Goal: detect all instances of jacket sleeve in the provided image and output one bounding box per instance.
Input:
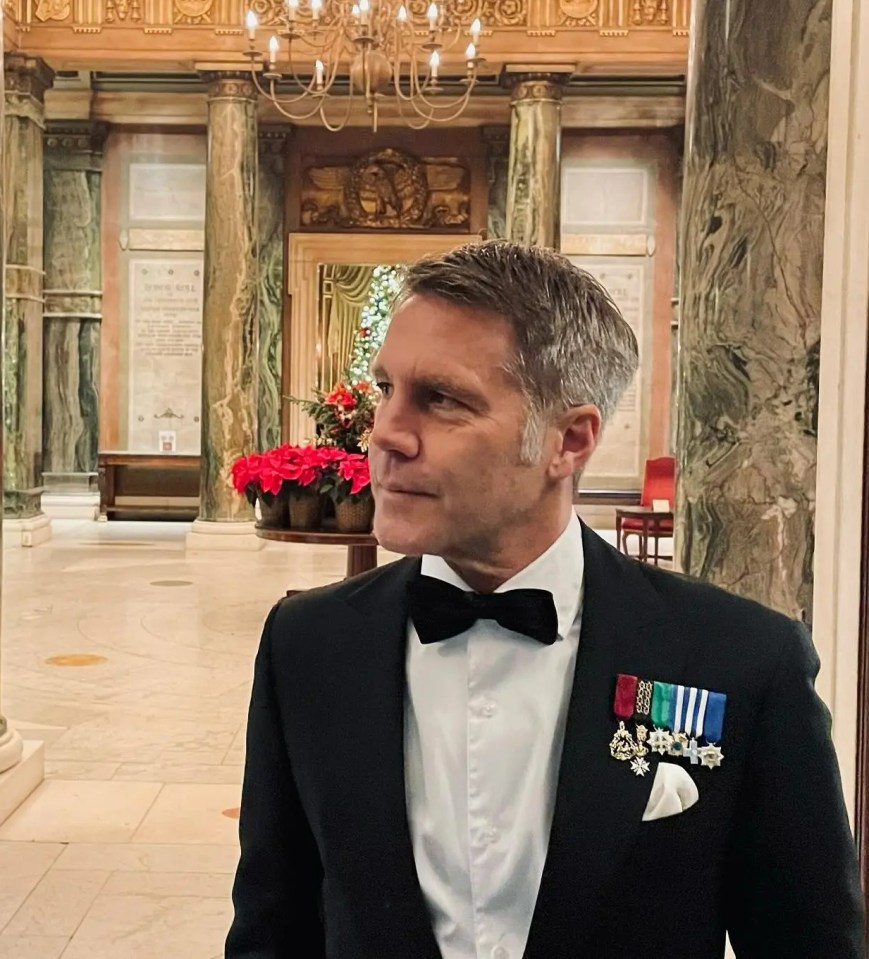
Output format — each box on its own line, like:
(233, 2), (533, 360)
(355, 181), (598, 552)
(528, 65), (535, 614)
(225, 602), (326, 958)
(724, 621), (865, 957)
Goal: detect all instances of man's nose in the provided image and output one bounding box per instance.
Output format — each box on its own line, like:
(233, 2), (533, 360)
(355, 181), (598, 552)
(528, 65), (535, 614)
(370, 401), (420, 459)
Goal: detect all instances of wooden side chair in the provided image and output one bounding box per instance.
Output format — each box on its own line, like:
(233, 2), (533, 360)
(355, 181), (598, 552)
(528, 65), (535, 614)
(618, 456), (676, 563)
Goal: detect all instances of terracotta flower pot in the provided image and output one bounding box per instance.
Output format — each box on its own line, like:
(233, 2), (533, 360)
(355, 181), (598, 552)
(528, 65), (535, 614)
(334, 495), (375, 533)
(288, 488), (324, 530)
(258, 489), (289, 529)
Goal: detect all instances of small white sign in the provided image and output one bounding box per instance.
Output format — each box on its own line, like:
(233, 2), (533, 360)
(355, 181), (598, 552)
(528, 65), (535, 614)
(652, 498), (670, 512)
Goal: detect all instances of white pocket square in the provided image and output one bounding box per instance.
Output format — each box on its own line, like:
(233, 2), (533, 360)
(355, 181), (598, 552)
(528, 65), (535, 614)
(642, 762), (699, 821)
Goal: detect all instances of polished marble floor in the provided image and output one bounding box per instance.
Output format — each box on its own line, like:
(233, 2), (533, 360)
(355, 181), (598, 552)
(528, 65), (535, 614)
(0, 519), (663, 959)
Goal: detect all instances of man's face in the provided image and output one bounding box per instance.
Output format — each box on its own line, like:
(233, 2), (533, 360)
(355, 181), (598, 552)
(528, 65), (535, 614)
(369, 294), (574, 563)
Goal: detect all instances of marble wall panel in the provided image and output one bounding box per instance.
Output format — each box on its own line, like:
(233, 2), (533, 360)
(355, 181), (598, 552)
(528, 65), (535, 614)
(198, 74), (258, 523)
(676, 0), (831, 619)
(3, 57), (52, 517)
(482, 126), (509, 241)
(43, 123), (105, 486)
(256, 130), (288, 452)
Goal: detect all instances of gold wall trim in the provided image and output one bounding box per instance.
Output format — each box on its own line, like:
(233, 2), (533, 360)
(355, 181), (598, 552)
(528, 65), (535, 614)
(12, 0), (691, 73)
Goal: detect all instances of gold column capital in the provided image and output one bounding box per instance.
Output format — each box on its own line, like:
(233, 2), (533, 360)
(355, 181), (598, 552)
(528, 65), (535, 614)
(503, 71), (569, 103)
(200, 71), (258, 102)
(4, 54), (54, 105)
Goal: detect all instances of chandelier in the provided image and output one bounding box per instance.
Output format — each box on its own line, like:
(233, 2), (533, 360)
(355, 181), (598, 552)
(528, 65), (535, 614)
(243, 0), (484, 131)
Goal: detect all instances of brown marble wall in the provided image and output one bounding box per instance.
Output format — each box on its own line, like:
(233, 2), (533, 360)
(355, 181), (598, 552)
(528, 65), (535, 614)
(43, 121), (107, 490)
(676, 0), (831, 619)
(506, 75), (566, 248)
(482, 126), (509, 240)
(198, 73), (258, 523)
(257, 128), (288, 452)
(3, 56), (53, 517)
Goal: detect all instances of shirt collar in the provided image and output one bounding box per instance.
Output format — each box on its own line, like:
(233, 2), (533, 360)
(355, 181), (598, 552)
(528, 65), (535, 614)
(420, 512), (585, 640)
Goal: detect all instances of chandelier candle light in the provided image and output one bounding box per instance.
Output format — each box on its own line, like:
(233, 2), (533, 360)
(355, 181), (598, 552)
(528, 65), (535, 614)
(243, 0), (484, 131)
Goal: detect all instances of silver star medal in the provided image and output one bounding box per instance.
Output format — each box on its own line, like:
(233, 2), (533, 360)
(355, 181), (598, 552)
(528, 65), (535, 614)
(630, 755), (651, 777)
(700, 744), (724, 769)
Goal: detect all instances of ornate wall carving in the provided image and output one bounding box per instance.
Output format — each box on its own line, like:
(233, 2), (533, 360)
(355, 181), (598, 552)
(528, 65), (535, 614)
(15, 0), (693, 40)
(301, 147), (471, 231)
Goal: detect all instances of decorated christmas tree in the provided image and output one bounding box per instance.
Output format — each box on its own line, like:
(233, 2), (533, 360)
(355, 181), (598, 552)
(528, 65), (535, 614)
(348, 265), (402, 382)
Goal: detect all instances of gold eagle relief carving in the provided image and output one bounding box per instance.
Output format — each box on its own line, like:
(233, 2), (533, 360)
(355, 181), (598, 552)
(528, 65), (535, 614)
(301, 148), (471, 231)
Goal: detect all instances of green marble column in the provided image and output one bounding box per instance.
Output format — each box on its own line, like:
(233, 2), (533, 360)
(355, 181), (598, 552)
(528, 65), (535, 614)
(257, 127), (289, 452)
(188, 72), (259, 545)
(676, 0), (830, 620)
(482, 126), (509, 241)
(42, 121), (107, 493)
(3, 57), (53, 539)
(505, 74), (565, 249)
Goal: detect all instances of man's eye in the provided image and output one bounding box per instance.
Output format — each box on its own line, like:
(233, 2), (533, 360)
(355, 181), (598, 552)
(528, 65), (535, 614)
(427, 391), (459, 409)
(375, 382), (392, 398)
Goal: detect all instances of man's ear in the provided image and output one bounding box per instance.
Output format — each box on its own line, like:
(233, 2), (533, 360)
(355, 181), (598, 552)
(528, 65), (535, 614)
(548, 405), (601, 481)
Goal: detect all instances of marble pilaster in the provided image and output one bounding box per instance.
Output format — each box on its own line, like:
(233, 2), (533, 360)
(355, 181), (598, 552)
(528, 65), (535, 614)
(0, 41), (46, 819)
(3, 56), (53, 542)
(482, 126), (509, 241)
(257, 127), (289, 452)
(505, 74), (566, 249)
(188, 73), (259, 546)
(675, 0), (831, 619)
(42, 121), (107, 493)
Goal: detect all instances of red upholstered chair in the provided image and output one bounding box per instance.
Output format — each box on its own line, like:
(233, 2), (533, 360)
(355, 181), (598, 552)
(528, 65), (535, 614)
(619, 456), (676, 563)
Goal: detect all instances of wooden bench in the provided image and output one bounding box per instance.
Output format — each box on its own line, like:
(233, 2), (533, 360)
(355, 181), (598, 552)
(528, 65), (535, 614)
(98, 451), (200, 520)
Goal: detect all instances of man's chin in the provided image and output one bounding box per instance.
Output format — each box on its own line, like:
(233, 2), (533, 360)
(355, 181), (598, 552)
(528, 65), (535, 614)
(372, 516), (438, 557)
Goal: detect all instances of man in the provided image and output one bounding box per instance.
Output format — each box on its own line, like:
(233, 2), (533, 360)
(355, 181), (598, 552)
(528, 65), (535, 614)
(226, 241), (864, 958)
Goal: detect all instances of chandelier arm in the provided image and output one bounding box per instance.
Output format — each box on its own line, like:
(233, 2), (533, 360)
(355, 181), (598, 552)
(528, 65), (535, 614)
(265, 94), (338, 123)
(317, 91), (357, 132)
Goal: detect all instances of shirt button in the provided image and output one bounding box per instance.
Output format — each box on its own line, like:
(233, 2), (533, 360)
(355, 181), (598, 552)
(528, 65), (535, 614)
(485, 825), (500, 844)
(493, 948), (509, 959)
(483, 701), (497, 717)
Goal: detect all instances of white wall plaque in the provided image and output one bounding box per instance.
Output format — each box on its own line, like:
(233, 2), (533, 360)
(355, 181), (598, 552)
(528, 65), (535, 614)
(129, 163), (206, 223)
(128, 258), (203, 453)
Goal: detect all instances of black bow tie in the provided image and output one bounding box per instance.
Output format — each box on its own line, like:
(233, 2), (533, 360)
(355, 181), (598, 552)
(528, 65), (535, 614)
(407, 574), (559, 646)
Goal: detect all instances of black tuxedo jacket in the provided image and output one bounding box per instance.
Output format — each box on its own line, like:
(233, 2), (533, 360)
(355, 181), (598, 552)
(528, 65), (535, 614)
(226, 525), (864, 958)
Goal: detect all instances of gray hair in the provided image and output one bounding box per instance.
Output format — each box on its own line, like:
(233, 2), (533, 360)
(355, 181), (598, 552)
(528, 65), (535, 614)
(395, 239), (639, 463)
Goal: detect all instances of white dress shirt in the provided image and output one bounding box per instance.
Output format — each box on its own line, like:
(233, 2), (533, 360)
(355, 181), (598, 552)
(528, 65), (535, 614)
(405, 514), (585, 959)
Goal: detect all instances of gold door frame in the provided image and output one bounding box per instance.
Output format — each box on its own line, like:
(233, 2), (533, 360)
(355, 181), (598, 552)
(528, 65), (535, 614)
(284, 232), (476, 443)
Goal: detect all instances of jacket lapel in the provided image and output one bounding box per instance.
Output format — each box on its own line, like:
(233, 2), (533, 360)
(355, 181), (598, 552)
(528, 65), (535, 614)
(336, 558), (443, 958)
(524, 526), (689, 957)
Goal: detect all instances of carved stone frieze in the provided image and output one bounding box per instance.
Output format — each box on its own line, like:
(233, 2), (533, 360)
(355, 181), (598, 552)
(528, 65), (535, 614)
(105, 0), (142, 21)
(407, 0), (527, 26)
(34, 0), (71, 21)
(301, 147), (471, 231)
(174, 0), (213, 23)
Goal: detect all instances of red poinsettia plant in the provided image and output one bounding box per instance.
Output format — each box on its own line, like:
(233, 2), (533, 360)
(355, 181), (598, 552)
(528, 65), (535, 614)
(231, 444), (346, 506)
(319, 451), (371, 505)
(287, 377), (377, 453)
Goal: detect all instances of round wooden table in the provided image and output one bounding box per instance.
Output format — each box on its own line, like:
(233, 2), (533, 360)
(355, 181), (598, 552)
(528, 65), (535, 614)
(255, 526), (379, 594)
